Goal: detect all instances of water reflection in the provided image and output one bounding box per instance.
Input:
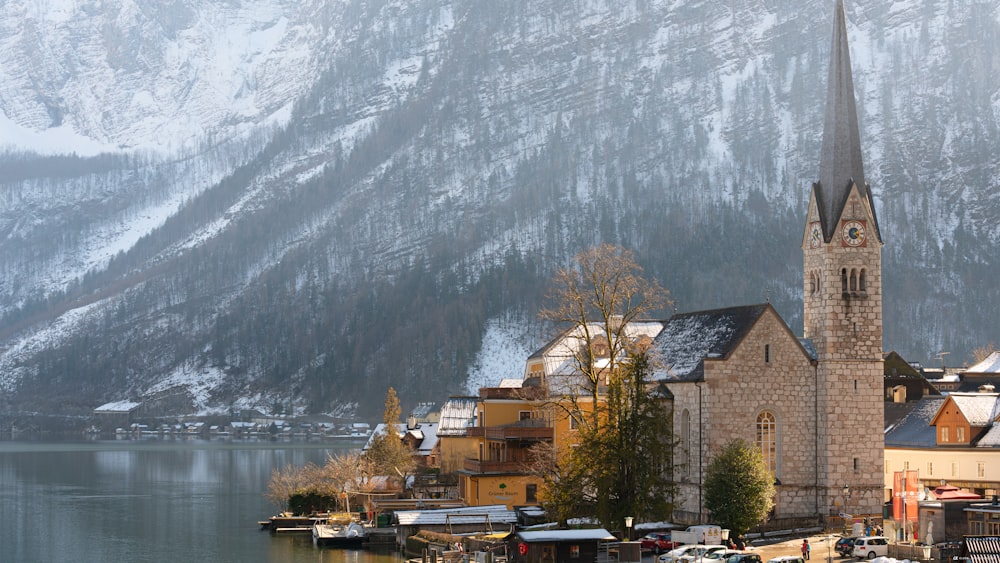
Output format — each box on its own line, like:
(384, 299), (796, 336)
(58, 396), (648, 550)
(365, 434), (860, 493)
(0, 440), (404, 563)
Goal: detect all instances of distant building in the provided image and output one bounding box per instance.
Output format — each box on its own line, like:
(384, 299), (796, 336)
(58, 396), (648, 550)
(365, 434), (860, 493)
(92, 400), (142, 430)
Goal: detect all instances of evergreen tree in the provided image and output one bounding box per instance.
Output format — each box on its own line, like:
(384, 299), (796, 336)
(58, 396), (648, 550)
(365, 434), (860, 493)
(704, 439), (776, 538)
(363, 387), (415, 487)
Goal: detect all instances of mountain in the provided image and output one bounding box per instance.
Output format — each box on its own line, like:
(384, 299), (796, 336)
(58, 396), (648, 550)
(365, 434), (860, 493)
(1, 0), (998, 423)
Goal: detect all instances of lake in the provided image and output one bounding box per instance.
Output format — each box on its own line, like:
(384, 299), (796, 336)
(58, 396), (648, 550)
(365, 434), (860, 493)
(0, 439), (407, 563)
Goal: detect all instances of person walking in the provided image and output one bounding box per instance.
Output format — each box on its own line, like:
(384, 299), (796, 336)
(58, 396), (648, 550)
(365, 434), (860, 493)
(802, 539), (810, 560)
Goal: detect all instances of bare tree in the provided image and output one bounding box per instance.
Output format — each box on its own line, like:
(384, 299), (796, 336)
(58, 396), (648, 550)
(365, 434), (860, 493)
(539, 243), (670, 428)
(972, 344), (996, 363)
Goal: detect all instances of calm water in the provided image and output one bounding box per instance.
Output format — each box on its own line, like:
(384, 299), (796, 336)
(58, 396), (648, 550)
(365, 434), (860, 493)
(0, 439), (407, 563)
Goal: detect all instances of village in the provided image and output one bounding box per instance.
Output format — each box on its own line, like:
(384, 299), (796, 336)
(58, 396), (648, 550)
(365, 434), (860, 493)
(81, 2), (1000, 562)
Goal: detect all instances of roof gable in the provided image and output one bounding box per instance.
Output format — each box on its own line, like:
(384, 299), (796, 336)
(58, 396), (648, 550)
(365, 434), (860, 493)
(931, 393), (1000, 428)
(652, 303), (807, 381)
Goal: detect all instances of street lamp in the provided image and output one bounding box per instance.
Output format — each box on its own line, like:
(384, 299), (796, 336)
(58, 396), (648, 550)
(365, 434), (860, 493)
(843, 485), (851, 535)
(625, 516), (634, 542)
(900, 491), (909, 543)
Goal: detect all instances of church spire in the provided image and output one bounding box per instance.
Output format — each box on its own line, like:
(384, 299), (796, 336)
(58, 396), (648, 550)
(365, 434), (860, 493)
(815, 0), (875, 241)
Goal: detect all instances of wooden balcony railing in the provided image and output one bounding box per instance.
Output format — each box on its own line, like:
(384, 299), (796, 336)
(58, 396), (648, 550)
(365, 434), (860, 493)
(484, 426), (553, 441)
(463, 458), (530, 474)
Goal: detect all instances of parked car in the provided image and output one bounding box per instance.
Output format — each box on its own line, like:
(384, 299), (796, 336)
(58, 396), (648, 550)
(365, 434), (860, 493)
(835, 537), (858, 557)
(641, 532), (680, 554)
(695, 548), (743, 563)
(659, 544), (727, 563)
(768, 557), (805, 563)
(726, 554), (763, 563)
(852, 536), (888, 560)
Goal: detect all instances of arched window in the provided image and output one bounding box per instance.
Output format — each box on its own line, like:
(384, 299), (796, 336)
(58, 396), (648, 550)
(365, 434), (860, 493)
(680, 409), (691, 479)
(841, 269), (848, 293)
(859, 269), (867, 292)
(756, 411), (777, 476)
(850, 269), (858, 292)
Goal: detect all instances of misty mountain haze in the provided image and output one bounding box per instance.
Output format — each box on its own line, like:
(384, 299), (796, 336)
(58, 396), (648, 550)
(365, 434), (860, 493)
(0, 0), (998, 423)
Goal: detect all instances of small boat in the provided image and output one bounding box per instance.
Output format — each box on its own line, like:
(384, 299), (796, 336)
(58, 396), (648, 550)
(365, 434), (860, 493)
(312, 519), (366, 548)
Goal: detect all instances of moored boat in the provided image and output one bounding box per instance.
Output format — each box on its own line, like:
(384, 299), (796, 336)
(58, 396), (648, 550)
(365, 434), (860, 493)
(312, 515), (366, 548)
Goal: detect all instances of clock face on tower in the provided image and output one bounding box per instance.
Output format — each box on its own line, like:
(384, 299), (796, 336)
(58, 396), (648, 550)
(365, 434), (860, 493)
(841, 220), (866, 247)
(808, 222), (823, 249)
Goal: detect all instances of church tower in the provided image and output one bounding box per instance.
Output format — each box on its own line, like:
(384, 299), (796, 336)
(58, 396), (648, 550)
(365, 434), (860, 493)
(802, 0), (884, 521)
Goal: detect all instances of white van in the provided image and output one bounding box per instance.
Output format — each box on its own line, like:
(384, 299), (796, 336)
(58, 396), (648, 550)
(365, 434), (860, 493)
(852, 537), (888, 560)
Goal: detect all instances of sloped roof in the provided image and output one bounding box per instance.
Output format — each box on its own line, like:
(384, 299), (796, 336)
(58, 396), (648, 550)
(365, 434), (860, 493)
(948, 393), (1000, 427)
(438, 397), (478, 437)
(368, 422), (439, 455)
(651, 304), (771, 381)
(528, 321), (665, 377)
(94, 400), (141, 413)
(967, 352), (1000, 375)
(517, 528), (617, 542)
(976, 424), (1000, 448)
(395, 504), (517, 526)
(884, 396), (946, 448)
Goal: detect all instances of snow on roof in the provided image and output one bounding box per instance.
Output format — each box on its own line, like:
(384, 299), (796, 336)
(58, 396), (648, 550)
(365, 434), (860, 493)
(950, 393), (1000, 426)
(517, 528), (617, 542)
(884, 396), (946, 448)
(395, 504), (516, 526)
(364, 422), (438, 455)
(94, 400), (141, 413)
(975, 424), (1000, 448)
(438, 397), (478, 436)
(529, 321), (666, 377)
(966, 352), (1000, 375)
(652, 305), (770, 381)
(498, 378), (523, 388)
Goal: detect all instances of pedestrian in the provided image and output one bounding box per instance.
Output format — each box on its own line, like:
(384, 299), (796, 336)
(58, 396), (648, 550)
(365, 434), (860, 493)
(802, 539), (810, 560)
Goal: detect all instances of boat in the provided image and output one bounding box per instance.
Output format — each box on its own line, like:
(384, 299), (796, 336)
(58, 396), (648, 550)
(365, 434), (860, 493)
(312, 514), (366, 548)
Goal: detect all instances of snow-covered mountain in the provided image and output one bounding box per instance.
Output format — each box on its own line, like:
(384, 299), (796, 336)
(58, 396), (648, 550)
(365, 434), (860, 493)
(0, 0), (998, 422)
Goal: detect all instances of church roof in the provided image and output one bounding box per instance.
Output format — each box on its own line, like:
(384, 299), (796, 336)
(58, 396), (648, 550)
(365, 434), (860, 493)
(814, 0), (881, 243)
(651, 303), (771, 381)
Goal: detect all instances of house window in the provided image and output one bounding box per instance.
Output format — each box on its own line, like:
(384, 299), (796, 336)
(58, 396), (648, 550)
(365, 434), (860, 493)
(519, 411), (532, 421)
(978, 462), (986, 478)
(755, 411), (777, 476)
(569, 414), (580, 430)
(958, 427), (965, 442)
(927, 462), (933, 476)
(569, 545), (580, 558)
(526, 483), (537, 503)
(952, 462), (959, 477)
(854, 457), (859, 472)
(941, 426), (949, 443)
(764, 344), (771, 364)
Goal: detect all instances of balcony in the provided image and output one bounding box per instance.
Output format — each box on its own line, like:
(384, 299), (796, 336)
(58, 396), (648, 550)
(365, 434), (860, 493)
(463, 458), (530, 474)
(478, 386), (547, 401)
(484, 426), (553, 441)
(465, 426), (485, 437)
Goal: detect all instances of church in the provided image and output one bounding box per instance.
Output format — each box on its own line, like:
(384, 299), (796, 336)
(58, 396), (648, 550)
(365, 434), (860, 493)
(654, 0), (884, 527)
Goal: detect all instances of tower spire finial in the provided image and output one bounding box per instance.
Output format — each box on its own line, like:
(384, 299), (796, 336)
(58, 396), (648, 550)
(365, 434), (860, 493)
(815, 0), (868, 240)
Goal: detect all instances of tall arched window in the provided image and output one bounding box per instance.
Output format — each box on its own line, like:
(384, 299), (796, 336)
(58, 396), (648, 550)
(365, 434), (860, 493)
(756, 411), (777, 476)
(680, 409), (691, 479)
